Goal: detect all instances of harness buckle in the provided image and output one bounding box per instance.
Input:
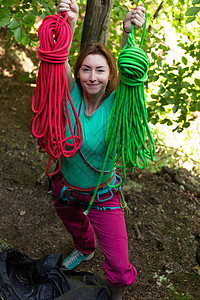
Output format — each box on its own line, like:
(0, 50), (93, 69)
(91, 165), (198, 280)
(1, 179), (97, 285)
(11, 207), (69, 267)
(60, 186), (73, 201)
(96, 188), (114, 202)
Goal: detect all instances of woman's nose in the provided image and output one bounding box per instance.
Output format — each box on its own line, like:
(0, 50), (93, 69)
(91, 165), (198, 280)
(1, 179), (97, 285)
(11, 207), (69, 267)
(89, 70), (96, 81)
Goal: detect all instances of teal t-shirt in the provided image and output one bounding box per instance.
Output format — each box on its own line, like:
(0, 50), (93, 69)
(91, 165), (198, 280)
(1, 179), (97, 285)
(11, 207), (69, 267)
(61, 82), (115, 189)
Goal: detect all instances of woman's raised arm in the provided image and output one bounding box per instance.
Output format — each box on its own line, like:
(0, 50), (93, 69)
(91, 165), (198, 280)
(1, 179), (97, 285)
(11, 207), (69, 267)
(57, 0), (79, 91)
(122, 4), (146, 48)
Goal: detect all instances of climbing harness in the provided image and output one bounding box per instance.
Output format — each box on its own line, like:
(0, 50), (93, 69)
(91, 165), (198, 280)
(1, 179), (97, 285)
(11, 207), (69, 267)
(59, 173), (121, 202)
(50, 172), (122, 211)
(31, 11), (82, 176)
(83, 11), (155, 215)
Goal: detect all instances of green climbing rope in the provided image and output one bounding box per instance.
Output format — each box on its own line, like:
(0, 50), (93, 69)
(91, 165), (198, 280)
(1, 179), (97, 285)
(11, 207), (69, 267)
(84, 12), (155, 215)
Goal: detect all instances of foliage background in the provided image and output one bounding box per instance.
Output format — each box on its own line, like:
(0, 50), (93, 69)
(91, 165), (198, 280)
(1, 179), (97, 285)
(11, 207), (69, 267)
(0, 0), (199, 173)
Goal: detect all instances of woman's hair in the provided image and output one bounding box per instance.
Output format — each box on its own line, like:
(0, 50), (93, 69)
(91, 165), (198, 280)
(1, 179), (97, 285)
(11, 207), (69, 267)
(74, 42), (117, 99)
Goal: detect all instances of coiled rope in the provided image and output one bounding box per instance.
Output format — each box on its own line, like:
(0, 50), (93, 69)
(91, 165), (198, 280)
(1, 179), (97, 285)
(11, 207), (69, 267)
(31, 12), (82, 176)
(84, 12), (155, 215)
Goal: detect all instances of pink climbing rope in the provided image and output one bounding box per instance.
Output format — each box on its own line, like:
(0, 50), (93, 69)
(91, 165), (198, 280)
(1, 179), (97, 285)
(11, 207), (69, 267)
(31, 12), (82, 176)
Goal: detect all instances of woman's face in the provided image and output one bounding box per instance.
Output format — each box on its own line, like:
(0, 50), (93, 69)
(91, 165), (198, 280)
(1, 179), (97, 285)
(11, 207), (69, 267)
(78, 54), (110, 100)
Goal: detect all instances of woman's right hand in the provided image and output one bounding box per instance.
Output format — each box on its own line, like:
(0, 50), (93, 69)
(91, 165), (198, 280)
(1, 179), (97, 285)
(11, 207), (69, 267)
(57, 0), (79, 26)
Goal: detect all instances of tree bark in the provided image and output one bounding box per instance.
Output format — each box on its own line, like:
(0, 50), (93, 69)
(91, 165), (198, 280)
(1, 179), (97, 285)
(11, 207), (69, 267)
(81, 0), (114, 48)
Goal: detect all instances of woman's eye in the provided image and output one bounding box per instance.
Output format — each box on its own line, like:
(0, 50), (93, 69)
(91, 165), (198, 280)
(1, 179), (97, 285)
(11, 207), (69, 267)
(83, 68), (90, 72)
(97, 69), (104, 73)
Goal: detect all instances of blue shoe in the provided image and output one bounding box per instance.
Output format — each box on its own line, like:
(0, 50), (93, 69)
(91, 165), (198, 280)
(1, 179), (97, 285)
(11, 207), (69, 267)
(61, 249), (94, 270)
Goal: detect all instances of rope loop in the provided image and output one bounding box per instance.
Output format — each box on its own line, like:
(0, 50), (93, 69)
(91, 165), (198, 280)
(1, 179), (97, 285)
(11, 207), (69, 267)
(37, 13), (70, 64)
(117, 46), (148, 86)
(117, 16), (148, 87)
(32, 12), (83, 176)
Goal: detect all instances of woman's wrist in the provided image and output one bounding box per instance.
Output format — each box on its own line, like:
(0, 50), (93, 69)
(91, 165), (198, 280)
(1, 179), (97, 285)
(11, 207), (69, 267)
(123, 21), (130, 34)
(69, 17), (77, 32)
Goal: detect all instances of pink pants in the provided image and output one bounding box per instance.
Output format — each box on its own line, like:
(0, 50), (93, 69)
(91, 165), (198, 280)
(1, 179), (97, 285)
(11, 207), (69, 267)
(51, 174), (137, 286)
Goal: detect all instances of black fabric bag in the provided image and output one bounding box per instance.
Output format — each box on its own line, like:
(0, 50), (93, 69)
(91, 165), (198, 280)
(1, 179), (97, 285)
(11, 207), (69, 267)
(0, 249), (110, 300)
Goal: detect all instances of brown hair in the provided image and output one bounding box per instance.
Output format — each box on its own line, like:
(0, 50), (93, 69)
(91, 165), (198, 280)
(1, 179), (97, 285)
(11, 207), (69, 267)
(74, 42), (117, 100)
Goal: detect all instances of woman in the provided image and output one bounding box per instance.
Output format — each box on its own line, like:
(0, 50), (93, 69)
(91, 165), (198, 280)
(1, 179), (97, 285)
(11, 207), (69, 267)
(51, 1), (146, 299)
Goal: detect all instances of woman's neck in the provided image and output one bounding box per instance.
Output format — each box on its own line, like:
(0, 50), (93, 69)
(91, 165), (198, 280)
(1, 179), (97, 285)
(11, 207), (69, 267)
(83, 93), (104, 116)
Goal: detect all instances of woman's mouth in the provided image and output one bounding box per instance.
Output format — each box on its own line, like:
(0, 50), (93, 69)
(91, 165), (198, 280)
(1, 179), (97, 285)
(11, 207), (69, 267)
(87, 84), (99, 87)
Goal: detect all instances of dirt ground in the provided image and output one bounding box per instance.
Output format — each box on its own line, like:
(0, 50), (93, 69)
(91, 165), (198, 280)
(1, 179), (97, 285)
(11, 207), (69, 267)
(0, 31), (200, 299)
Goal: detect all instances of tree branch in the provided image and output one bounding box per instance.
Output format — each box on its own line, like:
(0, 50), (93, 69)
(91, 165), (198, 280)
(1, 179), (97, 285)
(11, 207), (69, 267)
(148, 1), (164, 32)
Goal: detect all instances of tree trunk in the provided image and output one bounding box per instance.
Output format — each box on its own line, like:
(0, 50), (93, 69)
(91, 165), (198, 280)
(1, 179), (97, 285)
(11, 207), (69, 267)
(81, 0), (114, 48)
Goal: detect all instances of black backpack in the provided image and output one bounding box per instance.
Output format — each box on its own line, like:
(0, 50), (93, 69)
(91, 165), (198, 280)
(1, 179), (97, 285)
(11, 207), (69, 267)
(0, 249), (110, 300)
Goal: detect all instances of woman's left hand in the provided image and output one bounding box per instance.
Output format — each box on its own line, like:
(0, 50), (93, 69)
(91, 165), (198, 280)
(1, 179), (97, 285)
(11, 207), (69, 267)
(123, 4), (146, 33)
(57, 0), (79, 26)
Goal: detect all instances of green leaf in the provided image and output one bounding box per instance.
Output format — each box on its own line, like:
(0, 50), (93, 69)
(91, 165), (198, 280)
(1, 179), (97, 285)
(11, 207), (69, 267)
(160, 118), (173, 125)
(182, 56), (188, 65)
(185, 7), (200, 16)
(195, 102), (200, 110)
(22, 15), (36, 27)
(181, 105), (187, 113)
(151, 52), (157, 60)
(160, 119), (168, 124)
(151, 118), (159, 125)
(159, 105), (166, 112)
(7, 29), (12, 39)
(192, 0), (200, 4)
(167, 120), (173, 126)
(150, 101), (158, 105)
(183, 122), (190, 128)
(15, 11), (23, 19)
(181, 82), (190, 89)
(8, 19), (19, 29)
(14, 27), (23, 42)
(158, 85), (165, 95)
(0, 17), (10, 27)
(173, 105), (179, 113)
(21, 36), (30, 46)
(151, 95), (159, 99)
(165, 90), (173, 97)
(3, 0), (15, 6)
(0, 7), (10, 18)
(31, 40), (38, 47)
(195, 78), (200, 85)
(186, 16), (196, 24)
